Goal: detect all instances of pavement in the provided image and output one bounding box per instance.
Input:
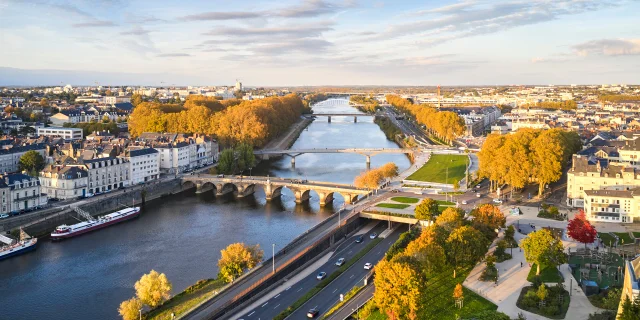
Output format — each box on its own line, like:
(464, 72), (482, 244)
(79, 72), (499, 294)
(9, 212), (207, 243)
(464, 205), (605, 320)
(233, 223), (396, 320)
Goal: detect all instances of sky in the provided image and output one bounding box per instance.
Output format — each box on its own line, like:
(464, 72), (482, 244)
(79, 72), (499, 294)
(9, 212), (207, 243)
(0, 0), (639, 86)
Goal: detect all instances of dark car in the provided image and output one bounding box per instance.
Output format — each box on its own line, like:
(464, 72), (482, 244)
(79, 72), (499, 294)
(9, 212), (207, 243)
(307, 307), (319, 318)
(355, 235), (364, 243)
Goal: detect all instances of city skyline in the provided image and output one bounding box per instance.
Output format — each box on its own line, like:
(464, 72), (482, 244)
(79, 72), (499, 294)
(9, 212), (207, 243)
(1, 0), (639, 86)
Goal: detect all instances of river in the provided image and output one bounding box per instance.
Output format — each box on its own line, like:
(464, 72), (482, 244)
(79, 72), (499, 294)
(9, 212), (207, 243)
(0, 101), (410, 320)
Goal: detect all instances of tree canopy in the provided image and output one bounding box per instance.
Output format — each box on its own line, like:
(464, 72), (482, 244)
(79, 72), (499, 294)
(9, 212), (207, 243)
(218, 243), (264, 283)
(567, 209), (597, 248)
(374, 256), (423, 320)
(414, 198), (439, 221)
(118, 298), (143, 320)
(520, 229), (567, 275)
(354, 162), (399, 189)
(134, 270), (172, 308)
(19, 150), (45, 175)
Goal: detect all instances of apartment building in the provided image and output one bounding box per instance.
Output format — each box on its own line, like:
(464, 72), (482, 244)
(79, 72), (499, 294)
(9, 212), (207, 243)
(2, 173), (47, 213)
(0, 144), (47, 174)
(583, 189), (639, 223)
(127, 148), (160, 184)
(39, 165), (89, 199)
(81, 157), (130, 193)
(156, 142), (190, 174)
(36, 127), (83, 141)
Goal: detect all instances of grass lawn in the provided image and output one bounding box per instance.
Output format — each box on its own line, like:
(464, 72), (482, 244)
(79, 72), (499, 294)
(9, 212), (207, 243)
(145, 278), (226, 320)
(526, 264), (563, 282)
(375, 203), (410, 209)
(598, 232), (616, 247)
(390, 196), (419, 203)
(633, 232), (640, 239)
(614, 232), (633, 245)
(406, 154), (469, 184)
(437, 200), (455, 205)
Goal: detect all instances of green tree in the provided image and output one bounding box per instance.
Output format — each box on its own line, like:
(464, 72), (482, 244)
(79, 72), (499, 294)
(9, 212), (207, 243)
(235, 143), (256, 173)
(619, 296), (640, 320)
(217, 149), (236, 174)
(414, 198), (439, 221)
(134, 270), (172, 308)
(537, 284), (548, 301)
(520, 229), (567, 275)
(19, 150), (45, 175)
(118, 297), (143, 320)
(131, 93), (143, 107)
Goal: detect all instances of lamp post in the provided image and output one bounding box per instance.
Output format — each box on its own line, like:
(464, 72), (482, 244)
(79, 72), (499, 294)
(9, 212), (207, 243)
(139, 308), (142, 320)
(272, 244), (275, 274)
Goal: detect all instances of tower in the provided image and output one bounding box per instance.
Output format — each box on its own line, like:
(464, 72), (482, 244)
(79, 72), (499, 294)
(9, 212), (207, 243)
(235, 79), (242, 92)
(437, 85), (441, 109)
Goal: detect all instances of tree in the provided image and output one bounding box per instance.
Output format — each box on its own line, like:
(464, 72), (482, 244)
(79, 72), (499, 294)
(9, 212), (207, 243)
(567, 209), (597, 248)
(405, 228), (446, 276)
(218, 243), (263, 283)
(235, 143), (256, 173)
(39, 98), (49, 107)
(446, 226), (489, 276)
(217, 149), (236, 174)
(134, 270), (172, 308)
(414, 198), (439, 221)
(118, 298), (143, 320)
(472, 204), (506, 237)
(619, 296), (640, 320)
(354, 169), (384, 189)
(379, 162), (399, 178)
(453, 283), (464, 308)
(131, 93), (143, 107)
(373, 257), (422, 320)
(537, 284), (548, 301)
(531, 130), (565, 196)
(520, 229), (567, 275)
(19, 150), (45, 175)
(435, 207), (465, 230)
(19, 126), (36, 136)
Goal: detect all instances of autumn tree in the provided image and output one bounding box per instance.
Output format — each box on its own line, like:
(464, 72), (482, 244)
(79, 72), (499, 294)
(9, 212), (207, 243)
(471, 204), (506, 238)
(131, 93), (143, 107)
(414, 198), (439, 221)
(354, 169), (384, 189)
(373, 257), (422, 320)
(477, 134), (506, 191)
(19, 150), (45, 175)
(446, 226), (489, 277)
(453, 283), (464, 303)
(435, 207), (465, 230)
(134, 270), (172, 308)
(531, 129), (565, 196)
(405, 227), (446, 276)
(118, 298), (143, 320)
(567, 209), (597, 248)
(39, 98), (49, 107)
(520, 229), (567, 275)
(218, 243), (263, 283)
(379, 162), (399, 178)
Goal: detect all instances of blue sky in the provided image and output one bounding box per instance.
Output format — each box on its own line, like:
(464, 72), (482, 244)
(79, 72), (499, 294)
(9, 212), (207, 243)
(0, 0), (639, 86)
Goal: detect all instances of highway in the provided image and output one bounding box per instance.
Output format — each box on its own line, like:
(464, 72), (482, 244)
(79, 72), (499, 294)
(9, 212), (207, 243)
(287, 228), (403, 319)
(382, 106), (432, 146)
(234, 224), (400, 320)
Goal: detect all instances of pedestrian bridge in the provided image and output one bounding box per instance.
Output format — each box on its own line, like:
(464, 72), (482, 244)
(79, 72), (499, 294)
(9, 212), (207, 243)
(307, 113), (378, 123)
(253, 148), (415, 167)
(181, 175), (371, 206)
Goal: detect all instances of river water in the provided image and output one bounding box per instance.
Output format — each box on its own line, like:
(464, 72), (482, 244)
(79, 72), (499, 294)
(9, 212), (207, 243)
(0, 102), (410, 320)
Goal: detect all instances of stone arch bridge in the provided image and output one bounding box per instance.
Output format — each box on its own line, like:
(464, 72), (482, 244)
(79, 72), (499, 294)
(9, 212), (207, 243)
(181, 174), (371, 206)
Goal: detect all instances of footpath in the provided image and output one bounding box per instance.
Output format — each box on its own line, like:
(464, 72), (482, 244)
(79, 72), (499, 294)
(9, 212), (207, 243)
(261, 116), (312, 150)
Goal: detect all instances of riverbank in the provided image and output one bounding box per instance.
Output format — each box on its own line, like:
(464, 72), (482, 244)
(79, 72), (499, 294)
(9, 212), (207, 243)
(261, 116), (313, 150)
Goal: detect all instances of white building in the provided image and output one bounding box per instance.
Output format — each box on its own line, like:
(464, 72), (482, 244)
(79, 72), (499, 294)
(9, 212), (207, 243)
(80, 157), (130, 194)
(37, 127), (83, 140)
(127, 148), (160, 184)
(583, 189), (639, 223)
(0, 144), (47, 174)
(156, 142), (190, 174)
(3, 173), (47, 213)
(39, 165), (89, 200)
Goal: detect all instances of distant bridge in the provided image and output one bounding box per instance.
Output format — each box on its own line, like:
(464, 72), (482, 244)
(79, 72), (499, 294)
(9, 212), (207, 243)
(181, 175), (370, 206)
(253, 148), (415, 167)
(307, 113), (379, 123)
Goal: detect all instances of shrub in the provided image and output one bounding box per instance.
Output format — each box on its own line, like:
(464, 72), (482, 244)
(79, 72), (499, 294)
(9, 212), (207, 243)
(541, 304), (559, 316)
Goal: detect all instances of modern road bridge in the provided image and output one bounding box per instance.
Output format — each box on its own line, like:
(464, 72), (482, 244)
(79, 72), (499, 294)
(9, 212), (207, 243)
(181, 174), (371, 206)
(308, 113), (379, 123)
(253, 148), (415, 167)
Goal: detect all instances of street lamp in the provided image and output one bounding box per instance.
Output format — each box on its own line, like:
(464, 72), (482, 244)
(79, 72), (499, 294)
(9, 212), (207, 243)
(139, 308), (142, 320)
(272, 244), (276, 274)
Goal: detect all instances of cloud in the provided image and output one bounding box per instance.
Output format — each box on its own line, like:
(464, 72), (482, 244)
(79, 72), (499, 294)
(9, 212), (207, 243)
(253, 39), (333, 54)
(182, 11), (262, 21)
(72, 20), (117, 28)
(157, 53), (191, 57)
(205, 24), (332, 37)
(120, 26), (150, 36)
(278, 0), (345, 18)
(572, 39), (640, 56)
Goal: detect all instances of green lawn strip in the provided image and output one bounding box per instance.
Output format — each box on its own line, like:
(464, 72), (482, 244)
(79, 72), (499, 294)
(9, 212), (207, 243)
(598, 232), (616, 247)
(614, 232), (633, 245)
(274, 238), (383, 320)
(436, 200), (455, 206)
(145, 278), (226, 320)
(406, 154), (469, 184)
(375, 203), (410, 209)
(526, 264), (563, 282)
(390, 196), (419, 204)
(364, 210), (416, 219)
(322, 285), (365, 319)
(633, 232), (640, 239)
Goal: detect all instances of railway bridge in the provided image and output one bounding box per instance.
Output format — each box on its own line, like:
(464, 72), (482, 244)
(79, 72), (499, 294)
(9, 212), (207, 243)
(181, 175), (371, 206)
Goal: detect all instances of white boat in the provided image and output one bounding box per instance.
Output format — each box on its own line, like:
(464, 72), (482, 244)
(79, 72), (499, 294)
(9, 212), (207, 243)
(0, 229), (38, 261)
(51, 207), (140, 240)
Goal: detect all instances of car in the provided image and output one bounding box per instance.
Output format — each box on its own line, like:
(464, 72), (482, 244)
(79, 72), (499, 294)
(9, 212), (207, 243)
(0, 213), (9, 219)
(355, 235), (364, 243)
(369, 233), (377, 239)
(316, 272), (327, 280)
(493, 198), (503, 204)
(307, 307), (319, 318)
(118, 186), (126, 190)
(85, 193), (94, 198)
(461, 200), (467, 205)
(335, 258), (345, 266)
(476, 193), (481, 198)
(476, 184), (481, 189)
(364, 263), (373, 270)
(391, 189), (400, 193)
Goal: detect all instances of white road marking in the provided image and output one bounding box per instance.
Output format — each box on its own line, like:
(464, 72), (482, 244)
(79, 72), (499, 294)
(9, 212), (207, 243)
(350, 274), (355, 279)
(377, 251), (381, 254)
(274, 304), (281, 309)
(297, 287), (303, 292)
(274, 293), (281, 299)
(348, 250), (352, 254)
(285, 286), (291, 291)
(333, 288), (338, 293)
(248, 311), (255, 316)
(262, 302), (268, 308)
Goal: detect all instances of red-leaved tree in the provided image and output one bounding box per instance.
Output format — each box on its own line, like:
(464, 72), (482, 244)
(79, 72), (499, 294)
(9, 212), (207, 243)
(567, 209), (597, 248)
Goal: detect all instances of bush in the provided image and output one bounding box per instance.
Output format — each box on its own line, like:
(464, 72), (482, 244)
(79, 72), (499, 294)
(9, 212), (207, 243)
(541, 305), (559, 316)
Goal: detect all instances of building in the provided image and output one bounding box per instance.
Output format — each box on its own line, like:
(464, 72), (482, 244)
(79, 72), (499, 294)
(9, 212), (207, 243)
(36, 127), (83, 141)
(127, 148), (159, 184)
(39, 165), (89, 199)
(2, 173), (47, 213)
(80, 157), (130, 193)
(136, 132), (218, 173)
(235, 80), (242, 92)
(567, 155), (640, 208)
(583, 189), (639, 223)
(0, 144), (47, 174)
(156, 142), (190, 174)
(618, 256), (640, 317)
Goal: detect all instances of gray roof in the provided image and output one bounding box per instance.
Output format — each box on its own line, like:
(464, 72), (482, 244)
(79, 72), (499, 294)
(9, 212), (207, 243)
(129, 148), (158, 157)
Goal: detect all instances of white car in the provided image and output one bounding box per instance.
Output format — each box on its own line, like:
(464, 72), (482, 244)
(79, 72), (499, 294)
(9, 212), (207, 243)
(335, 258), (345, 266)
(364, 263), (373, 270)
(369, 233), (377, 239)
(461, 200), (468, 205)
(0, 213), (9, 219)
(493, 198), (503, 204)
(316, 272), (327, 280)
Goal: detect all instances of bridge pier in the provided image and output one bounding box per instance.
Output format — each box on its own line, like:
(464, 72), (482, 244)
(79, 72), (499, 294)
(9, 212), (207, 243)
(328, 116), (331, 123)
(264, 184), (282, 202)
(343, 194), (358, 205)
(236, 184), (255, 198)
(318, 192), (334, 207)
(291, 188), (310, 204)
(195, 183), (213, 194)
(291, 157), (296, 168)
(354, 116), (357, 123)
(366, 155), (371, 170)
